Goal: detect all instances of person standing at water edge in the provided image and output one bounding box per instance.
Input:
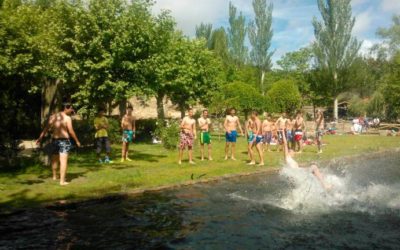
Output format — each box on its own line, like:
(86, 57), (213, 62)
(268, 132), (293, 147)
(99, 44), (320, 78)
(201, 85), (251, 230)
(94, 108), (112, 163)
(121, 106), (136, 162)
(282, 122), (331, 190)
(224, 108), (244, 160)
(248, 111), (264, 166)
(315, 109), (325, 154)
(179, 108), (197, 165)
(293, 111), (306, 153)
(275, 112), (288, 152)
(198, 109), (212, 161)
(36, 103), (81, 186)
(262, 114), (273, 152)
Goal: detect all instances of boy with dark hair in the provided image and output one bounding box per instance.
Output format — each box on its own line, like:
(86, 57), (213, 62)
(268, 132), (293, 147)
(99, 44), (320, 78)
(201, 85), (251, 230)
(94, 108), (112, 163)
(121, 105), (136, 162)
(224, 108), (244, 160)
(179, 108), (197, 164)
(36, 102), (81, 185)
(198, 109), (212, 161)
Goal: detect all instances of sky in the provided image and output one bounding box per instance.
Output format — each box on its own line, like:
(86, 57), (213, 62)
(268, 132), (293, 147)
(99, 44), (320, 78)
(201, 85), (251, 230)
(152, 0), (400, 65)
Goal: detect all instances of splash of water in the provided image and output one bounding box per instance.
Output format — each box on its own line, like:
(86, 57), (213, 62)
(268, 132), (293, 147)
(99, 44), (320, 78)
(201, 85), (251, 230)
(230, 163), (400, 215)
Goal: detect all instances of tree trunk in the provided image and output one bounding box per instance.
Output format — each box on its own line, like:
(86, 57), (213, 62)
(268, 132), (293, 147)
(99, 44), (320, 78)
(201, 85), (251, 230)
(180, 106), (185, 119)
(333, 96), (339, 122)
(156, 92), (165, 121)
(119, 98), (127, 118)
(333, 71), (339, 121)
(260, 70), (266, 96)
(41, 78), (61, 125)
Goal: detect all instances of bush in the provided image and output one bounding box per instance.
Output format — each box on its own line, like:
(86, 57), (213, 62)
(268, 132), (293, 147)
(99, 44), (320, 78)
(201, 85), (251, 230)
(266, 79), (302, 114)
(156, 120), (180, 150)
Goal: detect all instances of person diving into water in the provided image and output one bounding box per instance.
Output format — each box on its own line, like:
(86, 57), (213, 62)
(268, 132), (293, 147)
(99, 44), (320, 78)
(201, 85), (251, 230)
(282, 125), (332, 190)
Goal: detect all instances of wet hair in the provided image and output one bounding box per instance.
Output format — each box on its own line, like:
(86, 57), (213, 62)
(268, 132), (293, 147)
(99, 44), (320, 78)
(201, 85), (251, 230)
(127, 105), (133, 110)
(98, 107), (106, 113)
(63, 103), (73, 110)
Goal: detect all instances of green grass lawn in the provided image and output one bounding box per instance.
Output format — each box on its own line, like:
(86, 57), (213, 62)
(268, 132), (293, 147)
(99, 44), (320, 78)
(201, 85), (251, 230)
(0, 135), (399, 212)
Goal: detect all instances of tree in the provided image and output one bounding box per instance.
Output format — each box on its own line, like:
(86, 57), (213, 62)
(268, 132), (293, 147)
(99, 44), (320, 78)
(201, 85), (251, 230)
(377, 15), (400, 56)
(195, 22), (213, 49)
(210, 81), (267, 119)
(227, 2), (248, 66)
(266, 79), (302, 114)
(70, 0), (155, 117)
(248, 0), (274, 95)
(312, 0), (361, 121)
(210, 27), (229, 61)
(382, 53), (400, 121)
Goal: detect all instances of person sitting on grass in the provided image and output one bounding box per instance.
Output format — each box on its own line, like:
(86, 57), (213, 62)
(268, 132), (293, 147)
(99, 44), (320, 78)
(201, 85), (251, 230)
(282, 125), (331, 190)
(94, 108), (113, 164)
(179, 108), (197, 165)
(121, 105), (136, 162)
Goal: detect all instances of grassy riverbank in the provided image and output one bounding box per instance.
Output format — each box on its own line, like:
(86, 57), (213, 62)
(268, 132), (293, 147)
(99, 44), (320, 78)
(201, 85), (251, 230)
(0, 135), (399, 212)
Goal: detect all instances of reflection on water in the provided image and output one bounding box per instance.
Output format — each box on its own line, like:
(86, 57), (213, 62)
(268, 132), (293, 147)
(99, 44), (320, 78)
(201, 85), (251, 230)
(1, 153), (400, 249)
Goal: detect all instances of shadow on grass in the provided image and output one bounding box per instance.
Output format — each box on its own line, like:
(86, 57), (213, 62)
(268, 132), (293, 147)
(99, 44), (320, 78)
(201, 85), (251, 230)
(131, 152), (167, 163)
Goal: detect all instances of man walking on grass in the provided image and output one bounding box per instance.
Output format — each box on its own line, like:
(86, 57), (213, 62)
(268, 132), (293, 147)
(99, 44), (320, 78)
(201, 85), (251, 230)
(224, 108), (244, 160)
(179, 108), (197, 165)
(198, 109), (212, 161)
(36, 103), (81, 186)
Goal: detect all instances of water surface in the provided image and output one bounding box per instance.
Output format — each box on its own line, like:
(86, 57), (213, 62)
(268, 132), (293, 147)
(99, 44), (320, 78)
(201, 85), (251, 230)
(1, 154), (400, 249)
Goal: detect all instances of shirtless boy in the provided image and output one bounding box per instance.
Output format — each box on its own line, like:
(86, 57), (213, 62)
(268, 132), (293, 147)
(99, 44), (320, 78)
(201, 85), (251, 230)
(293, 111), (306, 153)
(198, 109), (212, 161)
(282, 121), (331, 190)
(315, 109), (325, 154)
(248, 111), (264, 166)
(179, 108), (197, 165)
(36, 103), (81, 186)
(262, 114), (273, 152)
(121, 106), (136, 162)
(275, 112), (288, 152)
(286, 116), (295, 150)
(224, 108), (244, 160)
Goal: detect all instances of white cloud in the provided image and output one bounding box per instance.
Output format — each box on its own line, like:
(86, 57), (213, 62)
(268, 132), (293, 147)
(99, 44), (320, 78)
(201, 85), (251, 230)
(152, 0), (229, 37)
(381, 0), (400, 13)
(353, 9), (374, 36)
(352, 0), (368, 7)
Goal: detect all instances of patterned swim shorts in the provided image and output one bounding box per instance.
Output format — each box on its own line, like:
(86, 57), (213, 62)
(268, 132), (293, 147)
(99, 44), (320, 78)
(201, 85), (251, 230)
(52, 139), (72, 154)
(180, 131), (194, 149)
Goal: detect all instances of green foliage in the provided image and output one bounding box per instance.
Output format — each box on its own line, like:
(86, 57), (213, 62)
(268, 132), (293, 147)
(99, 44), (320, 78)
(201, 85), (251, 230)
(228, 2), (248, 66)
(195, 23), (213, 49)
(156, 120), (180, 150)
(266, 79), (301, 114)
(377, 15), (400, 56)
(367, 91), (386, 118)
(347, 96), (368, 117)
(383, 53), (400, 121)
(248, 0), (274, 94)
(210, 81), (267, 118)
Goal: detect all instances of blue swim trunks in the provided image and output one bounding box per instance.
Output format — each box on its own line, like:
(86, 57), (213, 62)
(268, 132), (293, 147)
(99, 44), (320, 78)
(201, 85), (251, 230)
(247, 131), (255, 143)
(255, 135), (264, 144)
(226, 130), (238, 143)
(52, 139), (72, 154)
(122, 130), (135, 143)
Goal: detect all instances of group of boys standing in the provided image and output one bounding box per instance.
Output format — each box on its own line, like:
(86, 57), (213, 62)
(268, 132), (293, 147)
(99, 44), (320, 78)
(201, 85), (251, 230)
(36, 101), (325, 185)
(178, 107), (325, 165)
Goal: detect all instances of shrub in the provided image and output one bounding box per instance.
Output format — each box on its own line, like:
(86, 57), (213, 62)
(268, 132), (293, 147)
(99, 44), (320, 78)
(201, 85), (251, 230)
(156, 120), (180, 150)
(266, 79), (302, 114)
